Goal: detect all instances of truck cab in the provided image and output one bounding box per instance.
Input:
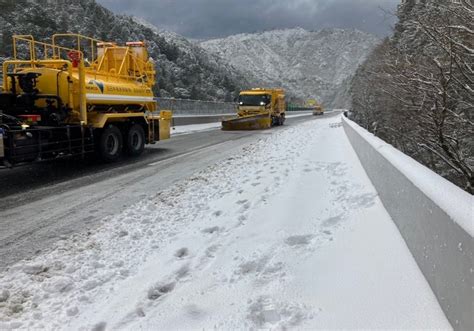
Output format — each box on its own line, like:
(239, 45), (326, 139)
(237, 88), (286, 126)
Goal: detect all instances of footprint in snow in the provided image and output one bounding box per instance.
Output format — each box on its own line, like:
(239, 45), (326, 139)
(322, 214), (344, 228)
(91, 322), (107, 331)
(184, 304), (206, 320)
(212, 210), (223, 217)
(205, 244), (220, 258)
(174, 247), (189, 259)
(285, 235), (314, 247)
(175, 264), (191, 279)
(247, 296), (311, 328)
(235, 256), (270, 277)
(136, 307), (146, 317)
(238, 215), (248, 221)
(148, 281), (176, 301)
(346, 192), (378, 209)
(202, 226), (221, 234)
(117, 230), (129, 238)
(239, 202), (251, 213)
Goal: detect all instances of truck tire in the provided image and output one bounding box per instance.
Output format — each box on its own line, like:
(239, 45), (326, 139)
(99, 124), (123, 162)
(272, 116), (280, 127)
(280, 114), (285, 126)
(125, 124), (145, 157)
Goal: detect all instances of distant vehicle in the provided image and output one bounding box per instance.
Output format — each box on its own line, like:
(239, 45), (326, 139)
(222, 88), (286, 130)
(0, 34), (171, 167)
(312, 102), (324, 116)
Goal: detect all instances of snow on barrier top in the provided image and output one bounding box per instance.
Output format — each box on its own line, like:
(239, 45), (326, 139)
(343, 114), (473, 330)
(342, 115), (473, 237)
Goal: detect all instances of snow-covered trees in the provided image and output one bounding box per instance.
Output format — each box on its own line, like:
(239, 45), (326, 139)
(0, 0), (247, 101)
(351, 0), (473, 193)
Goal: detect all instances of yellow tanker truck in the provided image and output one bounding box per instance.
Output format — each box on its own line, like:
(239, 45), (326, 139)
(0, 34), (171, 166)
(222, 88), (286, 130)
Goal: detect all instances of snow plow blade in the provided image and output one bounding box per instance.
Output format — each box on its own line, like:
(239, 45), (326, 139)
(221, 114), (272, 131)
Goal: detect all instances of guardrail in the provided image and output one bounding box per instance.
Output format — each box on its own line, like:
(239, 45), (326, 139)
(157, 98), (236, 115)
(342, 115), (473, 331)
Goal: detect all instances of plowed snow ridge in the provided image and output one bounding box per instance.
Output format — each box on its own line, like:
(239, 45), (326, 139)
(0, 116), (450, 330)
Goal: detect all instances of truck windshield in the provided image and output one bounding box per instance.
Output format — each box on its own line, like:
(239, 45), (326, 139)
(238, 94), (271, 106)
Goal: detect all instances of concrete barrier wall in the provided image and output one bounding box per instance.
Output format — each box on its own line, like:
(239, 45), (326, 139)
(342, 116), (473, 331)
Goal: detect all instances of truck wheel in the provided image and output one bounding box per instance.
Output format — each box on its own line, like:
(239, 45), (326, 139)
(276, 115), (284, 126)
(125, 124), (145, 156)
(99, 124), (123, 162)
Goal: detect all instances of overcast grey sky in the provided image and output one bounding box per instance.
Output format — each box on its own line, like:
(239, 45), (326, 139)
(97, 0), (400, 39)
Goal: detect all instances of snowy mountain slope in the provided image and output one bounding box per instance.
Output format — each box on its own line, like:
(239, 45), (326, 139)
(133, 17), (248, 101)
(0, 0), (248, 101)
(201, 28), (380, 107)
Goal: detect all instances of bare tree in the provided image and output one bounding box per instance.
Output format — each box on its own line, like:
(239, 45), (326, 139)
(351, 0), (474, 193)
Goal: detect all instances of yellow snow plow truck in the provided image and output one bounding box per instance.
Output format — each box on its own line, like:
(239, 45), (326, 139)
(222, 88), (286, 130)
(307, 99), (324, 116)
(312, 102), (324, 116)
(0, 34), (171, 167)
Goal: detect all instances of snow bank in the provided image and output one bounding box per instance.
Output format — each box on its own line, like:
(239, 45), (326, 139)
(285, 112), (312, 118)
(342, 115), (473, 330)
(171, 123), (221, 136)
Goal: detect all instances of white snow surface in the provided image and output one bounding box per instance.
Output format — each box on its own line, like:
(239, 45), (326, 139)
(285, 112), (313, 118)
(343, 116), (474, 237)
(0, 117), (450, 330)
(171, 123), (222, 136)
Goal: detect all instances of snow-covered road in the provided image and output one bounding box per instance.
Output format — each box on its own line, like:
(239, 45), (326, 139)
(0, 116), (450, 329)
